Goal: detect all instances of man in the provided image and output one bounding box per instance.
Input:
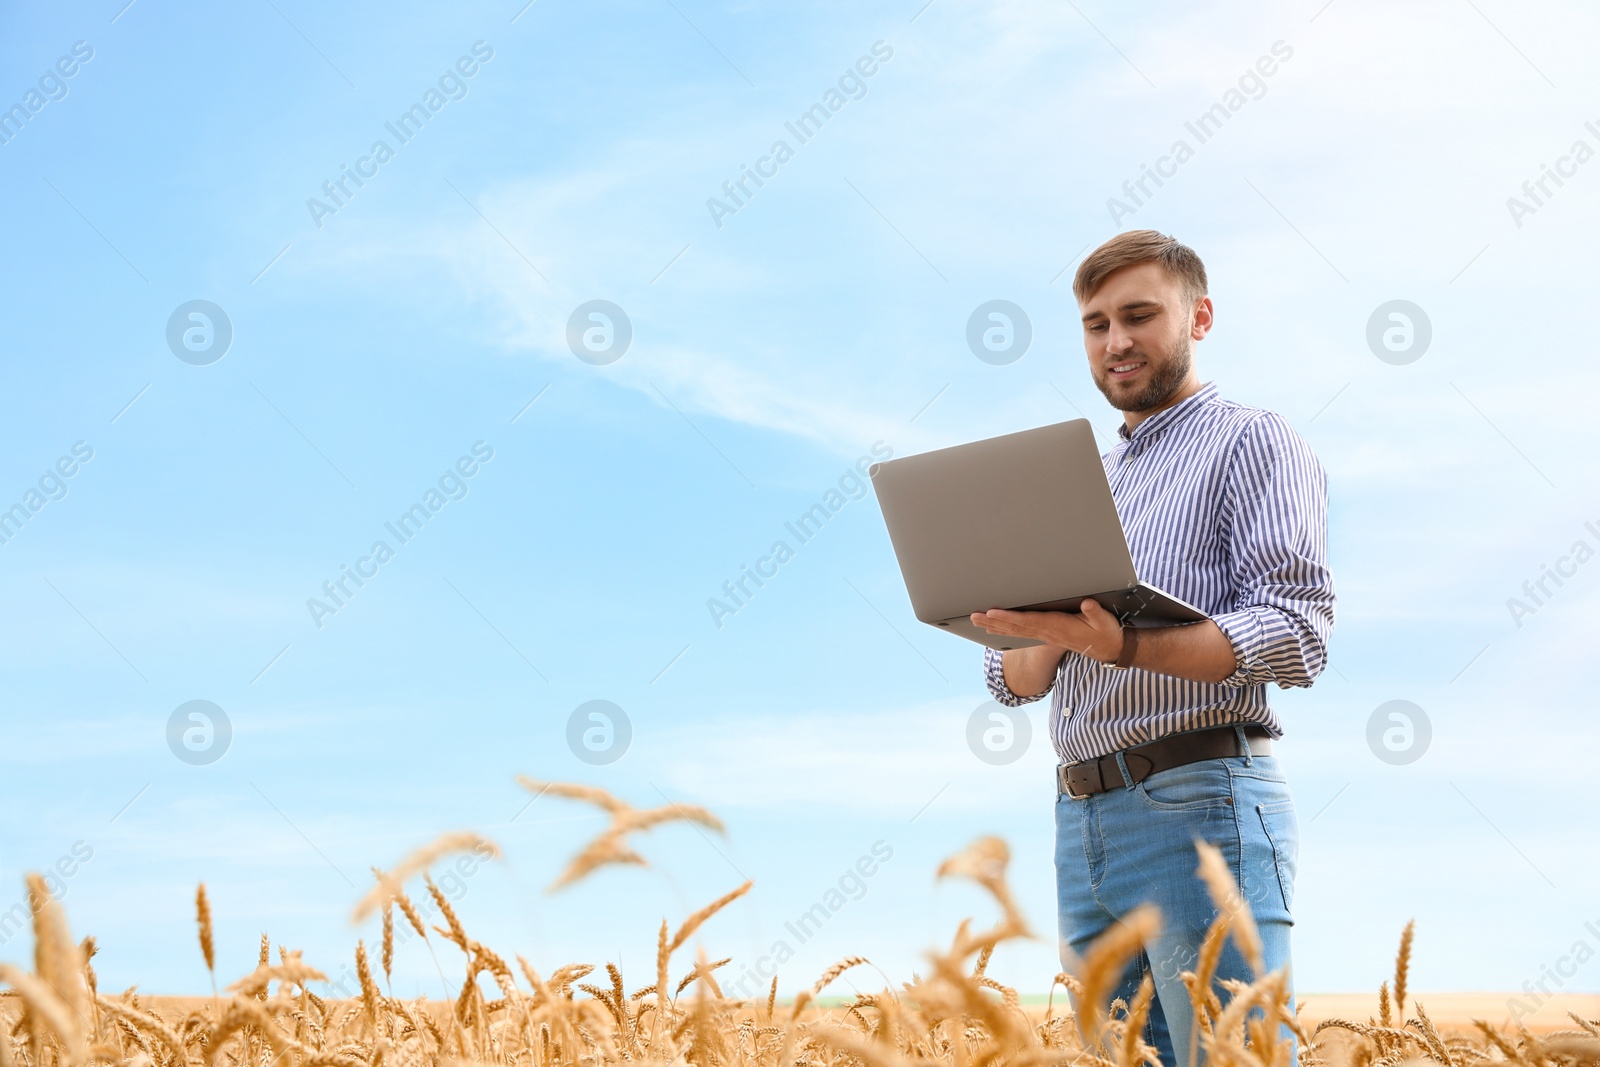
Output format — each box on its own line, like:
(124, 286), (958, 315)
(971, 230), (1334, 1067)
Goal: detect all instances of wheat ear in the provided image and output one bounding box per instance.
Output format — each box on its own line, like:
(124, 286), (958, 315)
(1393, 920), (1415, 1021)
(351, 832), (501, 923)
(1120, 973), (1157, 1067)
(668, 882), (752, 954)
(1078, 904), (1162, 1052)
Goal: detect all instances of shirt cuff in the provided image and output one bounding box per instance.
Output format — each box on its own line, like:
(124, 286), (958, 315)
(983, 646), (1049, 706)
(1212, 607), (1312, 689)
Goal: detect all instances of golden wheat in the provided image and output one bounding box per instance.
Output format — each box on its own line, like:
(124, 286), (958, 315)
(352, 834), (501, 923)
(517, 777), (726, 891)
(194, 884), (215, 977)
(1394, 919), (1416, 1022)
(1193, 840), (1262, 977)
(0, 777), (1591, 1067)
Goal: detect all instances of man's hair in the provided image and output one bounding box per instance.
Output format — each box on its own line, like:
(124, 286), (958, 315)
(1073, 229), (1208, 308)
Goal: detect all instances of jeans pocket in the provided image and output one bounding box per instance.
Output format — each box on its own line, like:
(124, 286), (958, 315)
(1255, 799), (1299, 917)
(1135, 758), (1235, 810)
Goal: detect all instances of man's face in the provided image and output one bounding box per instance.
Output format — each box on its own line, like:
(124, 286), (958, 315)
(1079, 262), (1208, 414)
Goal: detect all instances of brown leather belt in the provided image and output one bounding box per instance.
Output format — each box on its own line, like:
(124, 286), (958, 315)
(1058, 723), (1273, 799)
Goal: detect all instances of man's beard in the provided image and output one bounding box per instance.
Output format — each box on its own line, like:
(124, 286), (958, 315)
(1092, 334), (1194, 413)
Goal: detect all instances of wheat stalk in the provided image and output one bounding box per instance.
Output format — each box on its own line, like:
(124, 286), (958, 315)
(0, 964), (87, 1067)
(936, 837), (1031, 947)
(668, 883), (752, 954)
(423, 876), (468, 950)
(25, 873), (88, 1040)
(1394, 920), (1416, 1022)
(810, 957), (871, 996)
(381, 907), (394, 988)
(394, 892), (427, 941)
(354, 942), (382, 1032)
(351, 834), (501, 923)
(1076, 904), (1161, 1053)
(1193, 840), (1263, 976)
(194, 885), (215, 977)
(1119, 973), (1156, 1067)
(517, 778), (725, 891)
(227, 961), (327, 998)
(92, 995), (186, 1062)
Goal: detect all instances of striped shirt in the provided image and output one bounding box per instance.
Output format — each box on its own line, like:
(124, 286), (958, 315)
(983, 382), (1335, 763)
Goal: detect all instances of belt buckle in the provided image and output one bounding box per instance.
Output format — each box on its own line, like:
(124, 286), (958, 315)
(1060, 763), (1091, 800)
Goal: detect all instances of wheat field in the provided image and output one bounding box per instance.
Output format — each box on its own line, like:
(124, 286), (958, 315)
(1, 777), (1595, 1067)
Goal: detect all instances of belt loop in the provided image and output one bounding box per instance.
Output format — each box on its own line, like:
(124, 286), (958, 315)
(1112, 750), (1136, 790)
(1233, 724), (1253, 766)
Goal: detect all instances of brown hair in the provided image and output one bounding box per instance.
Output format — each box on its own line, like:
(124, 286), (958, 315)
(1072, 229), (1208, 308)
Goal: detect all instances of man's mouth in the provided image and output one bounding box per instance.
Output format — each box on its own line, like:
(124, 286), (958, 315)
(1106, 360), (1146, 380)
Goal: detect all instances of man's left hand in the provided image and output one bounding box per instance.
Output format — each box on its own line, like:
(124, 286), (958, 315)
(970, 597), (1126, 664)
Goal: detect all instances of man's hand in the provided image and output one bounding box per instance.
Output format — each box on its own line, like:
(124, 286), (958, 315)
(976, 602), (1242, 689)
(970, 597), (1125, 664)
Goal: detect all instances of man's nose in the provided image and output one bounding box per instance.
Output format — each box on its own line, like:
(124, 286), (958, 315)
(1105, 328), (1134, 353)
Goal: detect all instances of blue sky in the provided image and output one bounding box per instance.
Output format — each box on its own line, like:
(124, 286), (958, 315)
(2, 0), (1598, 1004)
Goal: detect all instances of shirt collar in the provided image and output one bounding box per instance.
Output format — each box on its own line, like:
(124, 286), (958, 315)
(1116, 381), (1219, 442)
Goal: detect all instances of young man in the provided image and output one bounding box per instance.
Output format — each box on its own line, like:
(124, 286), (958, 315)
(971, 230), (1334, 1067)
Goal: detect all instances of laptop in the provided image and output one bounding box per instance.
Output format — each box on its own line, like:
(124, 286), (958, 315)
(867, 418), (1207, 651)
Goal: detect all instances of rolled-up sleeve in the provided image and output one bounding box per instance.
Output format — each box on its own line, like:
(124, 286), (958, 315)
(982, 646), (1052, 706)
(1211, 414), (1336, 690)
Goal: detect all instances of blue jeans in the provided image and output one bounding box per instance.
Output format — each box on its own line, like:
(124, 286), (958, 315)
(1054, 745), (1299, 1067)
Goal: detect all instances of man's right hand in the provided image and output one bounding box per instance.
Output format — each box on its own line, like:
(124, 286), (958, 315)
(970, 600), (1128, 662)
(971, 600), (1135, 697)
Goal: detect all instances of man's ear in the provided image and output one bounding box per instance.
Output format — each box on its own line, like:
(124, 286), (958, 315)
(1191, 295), (1215, 341)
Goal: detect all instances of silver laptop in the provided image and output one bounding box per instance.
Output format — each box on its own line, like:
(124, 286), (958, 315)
(868, 418), (1207, 651)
